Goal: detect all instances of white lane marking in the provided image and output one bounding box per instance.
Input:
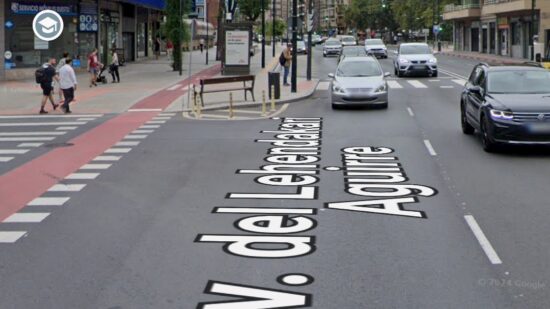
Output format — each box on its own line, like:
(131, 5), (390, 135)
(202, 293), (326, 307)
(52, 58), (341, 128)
(201, 114), (238, 119)
(128, 108), (162, 112)
(28, 197), (70, 206)
(140, 125), (160, 129)
(17, 143), (43, 148)
(407, 107), (415, 117)
(132, 130), (154, 134)
(153, 117), (171, 120)
(0, 122), (86, 127)
(440, 86), (454, 89)
(77, 118), (96, 121)
(0, 157), (14, 162)
(93, 155), (121, 161)
(0, 114), (102, 119)
(3, 213), (50, 223)
(146, 120), (166, 124)
(56, 126), (78, 130)
(0, 231), (27, 243)
(0, 149), (29, 154)
(317, 81), (330, 90)
(0, 137), (55, 142)
(124, 135), (147, 139)
(105, 148), (131, 153)
(0, 132), (66, 136)
(452, 79), (467, 86)
(464, 215), (503, 264)
(223, 109), (264, 115)
(423, 139), (437, 156)
(159, 113), (176, 116)
(80, 163), (112, 170)
(428, 79), (440, 82)
(166, 84), (181, 91)
(116, 141), (140, 146)
(66, 173), (100, 180)
(48, 184), (86, 192)
(387, 80), (403, 89)
(407, 80), (428, 89)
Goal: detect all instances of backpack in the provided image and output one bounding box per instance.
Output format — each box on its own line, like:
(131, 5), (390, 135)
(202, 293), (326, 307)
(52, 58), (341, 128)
(279, 52), (286, 66)
(35, 67), (46, 84)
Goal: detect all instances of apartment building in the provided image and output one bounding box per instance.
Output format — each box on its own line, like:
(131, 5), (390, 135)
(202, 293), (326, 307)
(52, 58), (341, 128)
(443, 0), (550, 60)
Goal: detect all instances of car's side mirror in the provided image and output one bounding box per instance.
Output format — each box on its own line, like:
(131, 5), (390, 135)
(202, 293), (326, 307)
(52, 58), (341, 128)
(328, 73), (335, 79)
(384, 72), (391, 77)
(468, 85), (483, 95)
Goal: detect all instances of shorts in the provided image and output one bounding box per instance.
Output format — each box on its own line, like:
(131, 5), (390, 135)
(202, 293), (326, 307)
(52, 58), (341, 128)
(40, 83), (53, 96)
(89, 67), (98, 75)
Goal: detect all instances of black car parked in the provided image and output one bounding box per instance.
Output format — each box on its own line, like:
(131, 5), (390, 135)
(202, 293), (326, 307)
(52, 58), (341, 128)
(461, 62), (550, 152)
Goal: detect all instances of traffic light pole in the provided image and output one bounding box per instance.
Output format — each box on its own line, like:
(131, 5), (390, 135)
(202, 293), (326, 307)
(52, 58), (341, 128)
(261, 0), (266, 68)
(272, 0), (276, 57)
(291, 0), (297, 93)
(306, 0), (313, 81)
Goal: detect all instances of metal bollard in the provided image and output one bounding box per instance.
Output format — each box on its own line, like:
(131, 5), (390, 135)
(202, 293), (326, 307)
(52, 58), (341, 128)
(262, 90), (267, 116)
(270, 85), (276, 111)
(192, 85), (198, 115)
(196, 94), (202, 119)
(229, 92), (234, 119)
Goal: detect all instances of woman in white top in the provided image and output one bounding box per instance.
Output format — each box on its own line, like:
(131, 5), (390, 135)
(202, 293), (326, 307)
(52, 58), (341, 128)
(58, 58), (77, 113)
(110, 49), (120, 83)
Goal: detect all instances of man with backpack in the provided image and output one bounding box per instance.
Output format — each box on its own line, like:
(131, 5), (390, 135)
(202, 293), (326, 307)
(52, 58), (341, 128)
(280, 43), (293, 86)
(36, 57), (59, 114)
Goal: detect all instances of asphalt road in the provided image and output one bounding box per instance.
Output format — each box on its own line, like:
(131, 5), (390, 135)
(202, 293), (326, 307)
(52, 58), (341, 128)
(0, 46), (548, 308)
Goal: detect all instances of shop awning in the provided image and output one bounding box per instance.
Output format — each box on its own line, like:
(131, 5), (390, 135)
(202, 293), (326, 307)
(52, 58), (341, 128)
(120, 0), (166, 10)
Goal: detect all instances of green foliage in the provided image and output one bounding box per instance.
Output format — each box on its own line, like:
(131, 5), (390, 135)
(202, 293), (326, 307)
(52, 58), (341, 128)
(164, 0), (190, 71)
(263, 19), (287, 38)
(239, 0), (269, 22)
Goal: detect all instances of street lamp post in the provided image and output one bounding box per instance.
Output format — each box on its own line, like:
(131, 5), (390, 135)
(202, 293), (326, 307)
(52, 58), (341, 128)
(273, 0), (276, 57)
(179, 0), (183, 76)
(205, 0), (209, 65)
(291, 0), (297, 93)
(531, 0), (536, 60)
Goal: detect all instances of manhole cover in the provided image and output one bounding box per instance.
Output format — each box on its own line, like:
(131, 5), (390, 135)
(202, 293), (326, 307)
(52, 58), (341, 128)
(44, 142), (74, 148)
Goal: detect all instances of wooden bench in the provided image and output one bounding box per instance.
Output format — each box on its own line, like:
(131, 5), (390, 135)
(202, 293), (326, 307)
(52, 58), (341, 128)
(197, 75), (255, 106)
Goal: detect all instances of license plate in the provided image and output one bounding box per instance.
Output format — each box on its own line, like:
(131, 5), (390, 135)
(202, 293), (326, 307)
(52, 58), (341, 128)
(527, 123), (550, 134)
(413, 65), (426, 70)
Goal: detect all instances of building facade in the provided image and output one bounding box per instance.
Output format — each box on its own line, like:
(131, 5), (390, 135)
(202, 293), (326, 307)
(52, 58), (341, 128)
(443, 0), (550, 60)
(1, 0), (165, 80)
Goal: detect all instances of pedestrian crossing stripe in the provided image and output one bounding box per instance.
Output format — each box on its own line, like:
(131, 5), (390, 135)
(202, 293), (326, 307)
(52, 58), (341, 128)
(387, 80), (403, 89)
(316, 81), (330, 90)
(407, 80), (428, 89)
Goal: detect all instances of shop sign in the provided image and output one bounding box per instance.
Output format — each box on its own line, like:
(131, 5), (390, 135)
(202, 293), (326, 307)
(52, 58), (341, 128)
(498, 17), (509, 29)
(225, 30), (250, 66)
(10, 1), (77, 16)
(5, 20), (15, 29)
(79, 2), (98, 33)
(4, 51), (13, 60)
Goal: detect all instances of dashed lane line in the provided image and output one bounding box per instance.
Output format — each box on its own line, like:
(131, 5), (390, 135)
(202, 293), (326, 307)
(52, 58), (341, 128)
(132, 129), (154, 134)
(0, 122), (87, 127)
(93, 156), (121, 161)
(17, 143), (43, 148)
(0, 137), (55, 142)
(3, 213), (50, 223)
(65, 173), (100, 180)
(423, 140), (438, 156)
(56, 126), (78, 130)
(27, 197), (70, 206)
(140, 125), (160, 129)
(0, 149), (29, 155)
(452, 79), (466, 86)
(0, 132), (66, 136)
(124, 134), (148, 139)
(0, 157), (14, 162)
(48, 184), (86, 192)
(0, 231), (27, 243)
(116, 141), (140, 147)
(440, 86), (454, 89)
(464, 215), (503, 265)
(128, 108), (162, 112)
(104, 148), (132, 154)
(407, 107), (415, 117)
(0, 114), (102, 119)
(80, 164), (112, 170)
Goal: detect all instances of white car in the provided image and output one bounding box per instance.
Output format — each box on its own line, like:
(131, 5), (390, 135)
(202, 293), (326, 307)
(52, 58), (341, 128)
(394, 43), (438, 77)
(364, 39), (388, 59)
(340, 36), (357, 46)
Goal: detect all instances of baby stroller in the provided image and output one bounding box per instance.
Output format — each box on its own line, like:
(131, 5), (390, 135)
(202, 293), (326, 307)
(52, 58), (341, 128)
(96, 64), (108, 84)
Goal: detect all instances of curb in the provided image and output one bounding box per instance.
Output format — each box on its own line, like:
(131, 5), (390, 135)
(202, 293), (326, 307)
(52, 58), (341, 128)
(178, 79), (320, 113)
(440, 52), (524, 65)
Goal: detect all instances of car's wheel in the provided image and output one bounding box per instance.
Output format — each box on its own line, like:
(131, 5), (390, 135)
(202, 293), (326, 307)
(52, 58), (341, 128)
(432, 71), (438, 77)
(323, 53), (326, 57)
(394, 67), (397, 75)
(480, 116), (498, 152)
(461, 102), (474, 135)
(397, 70), (403, 77)
(380, 102), (388, 109)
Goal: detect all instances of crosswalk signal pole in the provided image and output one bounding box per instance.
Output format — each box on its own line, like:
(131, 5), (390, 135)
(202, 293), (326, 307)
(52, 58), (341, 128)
(306, 1), (313, 81)
(291, 0), (298, 93)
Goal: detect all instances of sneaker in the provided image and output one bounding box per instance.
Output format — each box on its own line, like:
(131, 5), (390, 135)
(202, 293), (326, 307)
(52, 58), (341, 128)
(39, 110), (48, 114)
(53, 103), (59, 111)
(64, 110), (72, 114)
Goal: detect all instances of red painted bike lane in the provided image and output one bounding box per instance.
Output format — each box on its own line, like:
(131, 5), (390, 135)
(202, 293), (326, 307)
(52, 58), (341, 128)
(0, 64), (221, 222)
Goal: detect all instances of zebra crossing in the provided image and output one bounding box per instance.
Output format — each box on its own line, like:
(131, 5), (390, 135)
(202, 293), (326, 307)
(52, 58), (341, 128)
(0, 114), (103, 164)
(317, 78), (467, 91)
(0, 112), (176, 243)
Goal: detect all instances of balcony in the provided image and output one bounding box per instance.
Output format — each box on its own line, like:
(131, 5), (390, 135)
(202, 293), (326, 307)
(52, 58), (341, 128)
(483, 0), (532, 15)
(443, 1), (481, 21)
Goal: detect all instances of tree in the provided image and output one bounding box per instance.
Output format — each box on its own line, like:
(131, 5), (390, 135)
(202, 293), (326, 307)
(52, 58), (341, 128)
(238, 0), (269, 22)
(164, 0), (190, 72)
(264, 19), (287, 38)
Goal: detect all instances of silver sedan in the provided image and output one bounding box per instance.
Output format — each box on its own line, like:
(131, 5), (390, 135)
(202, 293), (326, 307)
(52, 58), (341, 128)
(329, 56), (390, 109)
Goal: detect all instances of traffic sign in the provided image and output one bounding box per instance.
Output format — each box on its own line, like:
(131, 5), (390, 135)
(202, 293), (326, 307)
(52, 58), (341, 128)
(433, 25), (441, 35)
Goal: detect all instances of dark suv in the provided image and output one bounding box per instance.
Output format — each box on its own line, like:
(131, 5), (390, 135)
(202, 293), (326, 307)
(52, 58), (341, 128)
(461, 62), (550, 152)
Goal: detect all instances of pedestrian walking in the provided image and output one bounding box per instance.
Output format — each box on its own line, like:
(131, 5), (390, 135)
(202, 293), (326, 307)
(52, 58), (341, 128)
(280, 43), (293, 86)
(56, 52), (69, 103)
(154, 37), (161, 60)
(199, 38), (205, 53)
(36, 57), (59, 114)
(110, 49), (120, 83)
(87, 48), (100, 87)
(166, 39), (174, 60)
(58, 58), (77, 114)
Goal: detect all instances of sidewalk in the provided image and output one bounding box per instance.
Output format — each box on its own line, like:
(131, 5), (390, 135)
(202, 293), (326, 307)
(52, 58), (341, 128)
(439, 46), (526, 65)
(166, 43), (319, 112)
(0, 45), (318, 115)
